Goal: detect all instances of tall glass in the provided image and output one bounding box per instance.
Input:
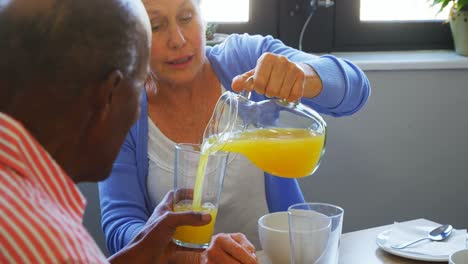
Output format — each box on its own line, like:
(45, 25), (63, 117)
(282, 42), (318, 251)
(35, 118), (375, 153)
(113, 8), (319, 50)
(172, 143), (228, 249)
(288, 203), (344, 264)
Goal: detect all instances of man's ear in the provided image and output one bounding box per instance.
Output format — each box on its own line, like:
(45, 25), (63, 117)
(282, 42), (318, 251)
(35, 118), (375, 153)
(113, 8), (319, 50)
(94, 70), (123, 120)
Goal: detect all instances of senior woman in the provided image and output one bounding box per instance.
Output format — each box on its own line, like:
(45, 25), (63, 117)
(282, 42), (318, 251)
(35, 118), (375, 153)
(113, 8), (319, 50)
(99, 0), (371, 256)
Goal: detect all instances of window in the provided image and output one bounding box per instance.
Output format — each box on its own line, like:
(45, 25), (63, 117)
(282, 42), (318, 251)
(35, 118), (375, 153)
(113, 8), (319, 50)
(203, 0), (280, 38)
(206, 0), (454, 52)
(201, 0), (249, 22)
(360, 0), (450, 21)
(333, 0), (453, 51)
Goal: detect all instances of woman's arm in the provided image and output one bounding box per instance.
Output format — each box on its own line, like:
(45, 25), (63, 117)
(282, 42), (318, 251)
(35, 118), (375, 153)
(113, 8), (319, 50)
(98, 125), (150, 254)
(227, 34), (371, 117)
(211, 34), (370, 213)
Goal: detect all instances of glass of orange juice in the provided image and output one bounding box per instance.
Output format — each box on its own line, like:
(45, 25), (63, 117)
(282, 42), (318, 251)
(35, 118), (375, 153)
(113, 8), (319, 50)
(173, 143), (228, 249)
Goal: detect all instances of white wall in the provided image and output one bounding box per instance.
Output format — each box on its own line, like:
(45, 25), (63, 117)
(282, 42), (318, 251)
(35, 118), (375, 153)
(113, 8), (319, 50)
(79, 68), (468, 255)
(299, 69), (468, 233)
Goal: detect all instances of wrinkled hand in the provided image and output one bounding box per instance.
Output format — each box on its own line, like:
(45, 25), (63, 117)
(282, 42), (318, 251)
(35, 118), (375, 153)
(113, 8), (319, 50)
(168, 233), (258, 264)
(108, 191), (211, 264)
(202, 233), (257, 264)
(232, 52), (322, 102)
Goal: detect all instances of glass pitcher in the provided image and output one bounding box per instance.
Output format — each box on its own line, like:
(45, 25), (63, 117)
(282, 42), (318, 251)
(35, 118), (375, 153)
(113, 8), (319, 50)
(202, 90), (327, 178)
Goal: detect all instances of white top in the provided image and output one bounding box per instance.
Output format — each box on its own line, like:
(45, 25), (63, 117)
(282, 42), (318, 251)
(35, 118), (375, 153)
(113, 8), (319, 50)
(146, 89), (268, 248)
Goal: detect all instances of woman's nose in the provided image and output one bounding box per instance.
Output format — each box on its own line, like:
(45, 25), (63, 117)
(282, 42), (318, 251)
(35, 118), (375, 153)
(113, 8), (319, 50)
(168, 25), (186, 49)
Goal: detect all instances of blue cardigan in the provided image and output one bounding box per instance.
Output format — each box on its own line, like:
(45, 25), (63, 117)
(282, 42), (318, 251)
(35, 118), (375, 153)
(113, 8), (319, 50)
(99, 34), (371, 254)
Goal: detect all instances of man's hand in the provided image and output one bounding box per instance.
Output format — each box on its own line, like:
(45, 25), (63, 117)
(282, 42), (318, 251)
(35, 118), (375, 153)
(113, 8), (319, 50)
(108, 191), (211, 264)
(168, 233), (258, 264)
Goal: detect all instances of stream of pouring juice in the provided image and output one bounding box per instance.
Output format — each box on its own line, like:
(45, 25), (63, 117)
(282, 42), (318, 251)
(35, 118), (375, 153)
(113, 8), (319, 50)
(175, 128), (325, 245)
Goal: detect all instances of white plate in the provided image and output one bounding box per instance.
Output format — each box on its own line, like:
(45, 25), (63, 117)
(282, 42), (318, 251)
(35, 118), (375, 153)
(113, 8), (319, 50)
(376, 229), (468, 262)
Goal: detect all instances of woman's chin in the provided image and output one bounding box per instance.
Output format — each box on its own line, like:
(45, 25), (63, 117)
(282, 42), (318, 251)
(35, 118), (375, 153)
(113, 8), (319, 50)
(161, 71), (198, 85)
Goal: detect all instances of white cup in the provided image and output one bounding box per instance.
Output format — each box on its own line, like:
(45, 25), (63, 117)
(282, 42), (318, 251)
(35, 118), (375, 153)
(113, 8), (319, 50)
(450, 249), (468, 264)
(258, 212), (290, 264)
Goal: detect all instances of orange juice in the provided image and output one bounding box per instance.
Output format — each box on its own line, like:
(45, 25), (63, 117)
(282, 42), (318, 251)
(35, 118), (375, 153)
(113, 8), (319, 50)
(173, 201), (218, 245)
(204, 128), (325, 178)
(183, 128), (324, 247)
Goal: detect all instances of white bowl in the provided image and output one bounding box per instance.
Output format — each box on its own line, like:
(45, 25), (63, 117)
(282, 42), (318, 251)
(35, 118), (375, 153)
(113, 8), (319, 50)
(258, 212), (291, 264)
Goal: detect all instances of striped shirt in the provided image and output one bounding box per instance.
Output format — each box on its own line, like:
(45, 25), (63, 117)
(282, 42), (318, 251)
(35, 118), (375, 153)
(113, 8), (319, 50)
(0, 113), (108, 264)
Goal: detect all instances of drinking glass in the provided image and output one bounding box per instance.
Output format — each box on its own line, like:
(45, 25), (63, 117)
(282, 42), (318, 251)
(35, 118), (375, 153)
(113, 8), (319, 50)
(288, 203), (344, 264)
(172, 143), (228, 249)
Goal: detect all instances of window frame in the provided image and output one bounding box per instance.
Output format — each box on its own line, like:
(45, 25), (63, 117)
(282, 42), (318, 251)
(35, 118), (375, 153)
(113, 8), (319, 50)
(333, 0), (454, 51)
(211, 0), (455, 52)
(278, 0), (335, 53)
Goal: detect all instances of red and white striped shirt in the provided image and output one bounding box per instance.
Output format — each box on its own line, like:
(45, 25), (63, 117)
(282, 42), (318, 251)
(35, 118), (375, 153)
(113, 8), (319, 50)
(0, 113), (108, 264)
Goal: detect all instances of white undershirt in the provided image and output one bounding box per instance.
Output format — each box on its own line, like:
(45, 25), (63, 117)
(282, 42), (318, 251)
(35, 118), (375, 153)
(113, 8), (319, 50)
(146, 87), (268, 248)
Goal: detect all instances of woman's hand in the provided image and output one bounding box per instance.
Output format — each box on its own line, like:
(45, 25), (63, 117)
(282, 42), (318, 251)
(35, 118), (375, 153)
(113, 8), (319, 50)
(201, 233), (257, 264)
(168, 233), (258, 264)
(232, 52), (322, 102)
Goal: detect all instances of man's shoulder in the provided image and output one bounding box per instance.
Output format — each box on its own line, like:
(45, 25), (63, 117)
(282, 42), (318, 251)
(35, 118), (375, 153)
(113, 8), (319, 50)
(0, 169), (106, 263)
(1, 169), (74, 243)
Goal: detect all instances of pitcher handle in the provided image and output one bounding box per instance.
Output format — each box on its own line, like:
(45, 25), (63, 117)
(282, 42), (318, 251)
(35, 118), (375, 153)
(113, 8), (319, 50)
(241, 76), (254, 100)
(244, 75), (299, 106)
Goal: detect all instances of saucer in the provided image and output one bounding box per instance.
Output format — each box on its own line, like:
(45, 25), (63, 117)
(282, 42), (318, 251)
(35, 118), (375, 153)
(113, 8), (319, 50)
(376, 229), (468, 262)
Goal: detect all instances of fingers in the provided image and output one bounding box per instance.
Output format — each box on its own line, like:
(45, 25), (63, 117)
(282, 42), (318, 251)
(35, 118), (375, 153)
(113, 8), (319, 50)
(162, 211), (212, 230)
(206, 250), (242, 264)
(174, 188), (194, 203)
(152, 191), (175, 217)
(150, 190), (210, 238)
(289, 74), (305, 102)
(160, 190), (175, 206)
(221, 234), (257, 264)
(127, 191), (212, 263)
(252, 54), (273, 95)
(146, 211), (211, 244)
(232, 53), (306, 101)
(281, 64), (300, 101)
(132, 211), (209, 263)
(206, 233), (257, 264)
(155, 189), (194, 215)
(263, 55), (287, 98)
(230, 233), (256, 254)
(232, 70), (255, 92)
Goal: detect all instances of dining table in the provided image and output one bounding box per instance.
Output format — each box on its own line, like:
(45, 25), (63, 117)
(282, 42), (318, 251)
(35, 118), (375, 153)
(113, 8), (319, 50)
(257, 218), (450, 264)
